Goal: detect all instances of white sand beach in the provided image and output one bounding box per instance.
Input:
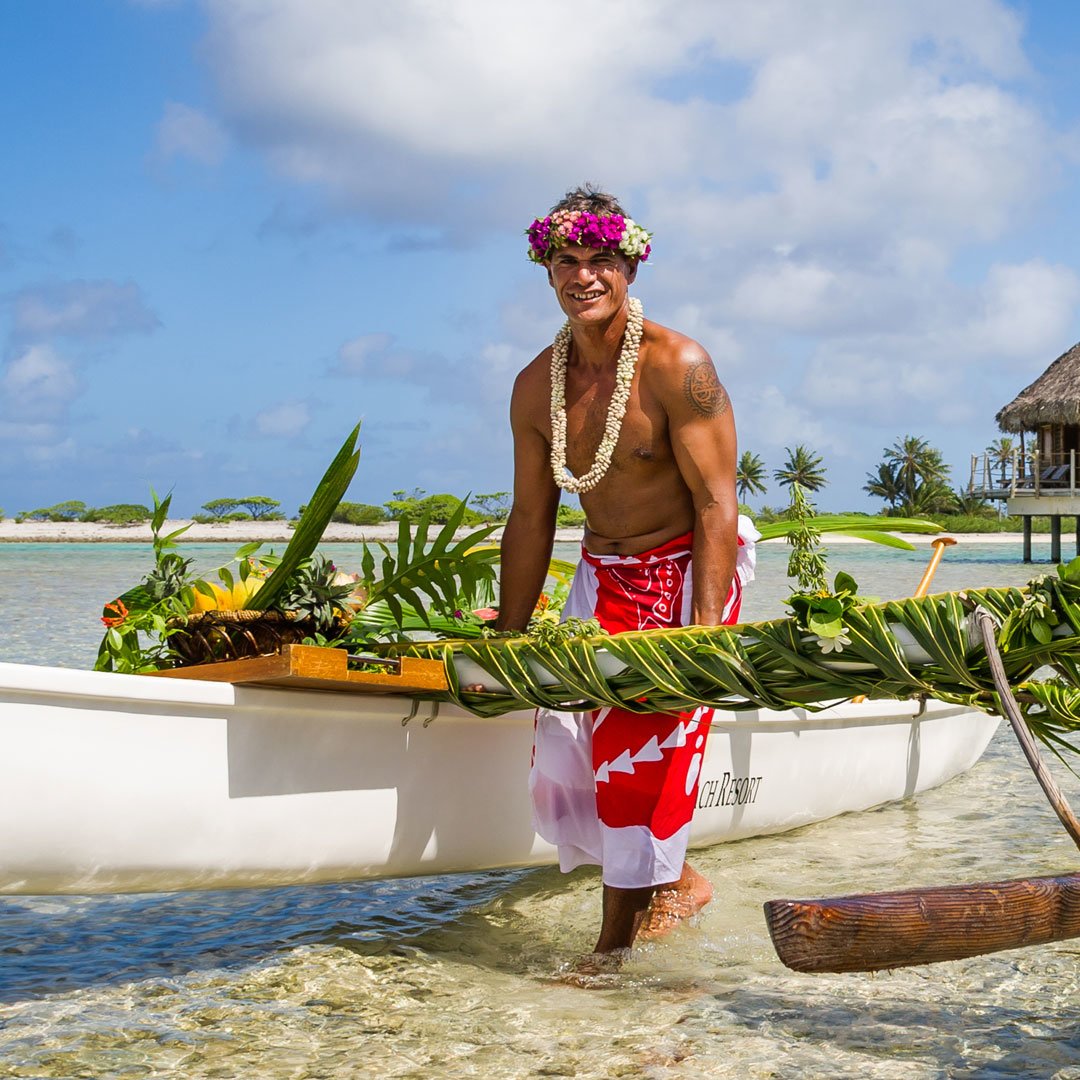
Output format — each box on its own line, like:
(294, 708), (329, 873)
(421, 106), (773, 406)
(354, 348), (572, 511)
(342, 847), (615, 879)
(0, 518), (1054, 545)
(0, 519), (579, 544)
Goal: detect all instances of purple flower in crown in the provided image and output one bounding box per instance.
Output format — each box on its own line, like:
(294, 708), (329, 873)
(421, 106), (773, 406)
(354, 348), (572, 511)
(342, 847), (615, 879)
(527, 216), (555, 262)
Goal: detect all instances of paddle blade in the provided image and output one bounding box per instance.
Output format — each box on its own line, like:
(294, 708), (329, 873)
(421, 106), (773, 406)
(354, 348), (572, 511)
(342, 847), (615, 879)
(764, 871), (1080, 973)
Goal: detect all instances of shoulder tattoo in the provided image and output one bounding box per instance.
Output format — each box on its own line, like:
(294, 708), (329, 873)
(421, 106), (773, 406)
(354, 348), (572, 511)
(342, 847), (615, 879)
(683, 359), (729, 418)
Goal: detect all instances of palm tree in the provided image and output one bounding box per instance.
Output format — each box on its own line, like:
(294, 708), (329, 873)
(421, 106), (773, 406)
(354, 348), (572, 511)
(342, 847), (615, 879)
(952, 486), (995, 518)
(863, 463), (903, 513)
(985, 436), (1016, 486)
(736, 451), (768, 502)
(883, 436), (949, 496)
(773, 445), (827, 492)
(904, 478), (956, 517)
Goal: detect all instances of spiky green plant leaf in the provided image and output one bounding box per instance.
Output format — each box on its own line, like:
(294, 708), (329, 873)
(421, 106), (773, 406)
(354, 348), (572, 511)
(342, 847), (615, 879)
(249, 424), (361, 611)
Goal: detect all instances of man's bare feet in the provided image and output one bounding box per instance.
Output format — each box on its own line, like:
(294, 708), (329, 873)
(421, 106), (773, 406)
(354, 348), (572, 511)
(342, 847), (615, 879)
(637, 863), (713, 940)
(558, 948), (630, 988)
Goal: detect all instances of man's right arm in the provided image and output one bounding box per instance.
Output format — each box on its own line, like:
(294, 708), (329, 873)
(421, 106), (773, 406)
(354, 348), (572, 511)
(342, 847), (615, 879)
(496, 367), (560, 631)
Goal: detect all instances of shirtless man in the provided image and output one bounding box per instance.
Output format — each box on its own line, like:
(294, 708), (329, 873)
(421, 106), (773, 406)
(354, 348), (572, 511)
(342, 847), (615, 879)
(497, 186), (751, 964)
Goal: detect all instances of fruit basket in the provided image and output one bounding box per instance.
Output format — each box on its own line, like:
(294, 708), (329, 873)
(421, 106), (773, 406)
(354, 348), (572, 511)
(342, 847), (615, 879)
(165, 609), (348, 666)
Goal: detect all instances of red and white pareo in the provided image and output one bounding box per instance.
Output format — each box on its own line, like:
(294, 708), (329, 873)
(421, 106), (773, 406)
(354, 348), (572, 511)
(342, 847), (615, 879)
(529, 518), (758, 889)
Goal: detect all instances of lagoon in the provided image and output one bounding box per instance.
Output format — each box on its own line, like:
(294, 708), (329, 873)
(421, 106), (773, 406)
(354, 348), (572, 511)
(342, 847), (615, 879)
(2, 539), (1079, 1077)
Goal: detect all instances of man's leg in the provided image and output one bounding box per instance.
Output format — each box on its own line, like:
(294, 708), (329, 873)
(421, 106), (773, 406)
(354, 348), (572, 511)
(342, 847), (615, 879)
(589, 862), (714, 956)
(590, 883), (656, 954)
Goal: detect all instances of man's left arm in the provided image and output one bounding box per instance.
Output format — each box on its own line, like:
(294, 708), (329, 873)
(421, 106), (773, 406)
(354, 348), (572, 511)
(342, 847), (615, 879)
(666, 348), (739, 625)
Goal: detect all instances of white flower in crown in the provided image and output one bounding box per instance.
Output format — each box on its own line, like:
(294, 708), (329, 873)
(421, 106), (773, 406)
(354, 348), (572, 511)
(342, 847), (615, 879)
(619, 221), (651, 261)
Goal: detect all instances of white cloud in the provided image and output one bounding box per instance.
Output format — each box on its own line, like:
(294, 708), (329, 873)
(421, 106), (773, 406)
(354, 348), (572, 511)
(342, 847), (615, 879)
(154, 102), (229, 166)
(11, 280), (159, 343)
(198, 0), (1044, 226)
(728, 262), (839, 331)
(0, 345), (80, 420)
(965, 260), (1080, 363)
(24, 438), (77, 463)
(253, 401), (312, 439)
(0, 420), (64, 444)
(334, 332), (397, 376)
(474, 342), (530, 406)
(162, 1), (1079, 508)
(738, 384), (847, 456)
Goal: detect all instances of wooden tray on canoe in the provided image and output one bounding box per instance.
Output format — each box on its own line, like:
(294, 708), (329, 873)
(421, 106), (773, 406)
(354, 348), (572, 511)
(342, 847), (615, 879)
(148, 644), (448, 695)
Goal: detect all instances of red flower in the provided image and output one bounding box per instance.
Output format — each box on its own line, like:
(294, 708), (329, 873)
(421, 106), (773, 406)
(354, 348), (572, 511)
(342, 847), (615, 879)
(101, 599), (129, 628)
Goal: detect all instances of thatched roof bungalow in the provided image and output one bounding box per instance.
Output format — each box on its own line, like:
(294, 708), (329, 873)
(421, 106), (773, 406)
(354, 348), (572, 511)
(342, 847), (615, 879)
(997, 340), (1080, 444)
(985, 339), (1080, 561)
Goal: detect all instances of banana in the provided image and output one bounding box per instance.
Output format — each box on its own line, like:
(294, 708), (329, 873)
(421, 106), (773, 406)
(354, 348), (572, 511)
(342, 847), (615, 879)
(231, 576), (263, 610)
(190, 581), (238, 612)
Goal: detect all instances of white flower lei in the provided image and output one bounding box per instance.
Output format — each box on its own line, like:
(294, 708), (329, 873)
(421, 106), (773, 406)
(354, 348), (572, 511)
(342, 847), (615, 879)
(549, 297), (644, 494)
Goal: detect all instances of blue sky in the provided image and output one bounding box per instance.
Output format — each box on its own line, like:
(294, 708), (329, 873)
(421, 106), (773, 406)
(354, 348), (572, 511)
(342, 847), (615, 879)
(3, 0), (1080, 516)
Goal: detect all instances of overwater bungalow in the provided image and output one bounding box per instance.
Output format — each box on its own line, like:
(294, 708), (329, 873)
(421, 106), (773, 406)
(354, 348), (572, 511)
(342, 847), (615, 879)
(969, 340), (1080, 561)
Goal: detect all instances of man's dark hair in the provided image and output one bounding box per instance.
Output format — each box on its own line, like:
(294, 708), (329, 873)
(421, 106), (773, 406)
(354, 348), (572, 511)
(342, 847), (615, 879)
(548, 184), (628, 218)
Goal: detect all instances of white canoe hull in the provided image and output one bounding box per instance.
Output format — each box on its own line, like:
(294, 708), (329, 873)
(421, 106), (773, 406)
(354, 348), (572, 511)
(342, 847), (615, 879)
(0, 661), (1000, 895)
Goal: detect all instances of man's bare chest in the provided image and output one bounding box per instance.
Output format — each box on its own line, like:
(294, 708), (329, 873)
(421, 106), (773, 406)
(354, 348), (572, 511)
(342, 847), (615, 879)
(561, 377), (670, 472)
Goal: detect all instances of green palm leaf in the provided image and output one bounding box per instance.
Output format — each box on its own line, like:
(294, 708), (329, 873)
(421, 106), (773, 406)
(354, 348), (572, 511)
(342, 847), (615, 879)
(756, 515), (940, 549)
(383, 573), (1080, 754)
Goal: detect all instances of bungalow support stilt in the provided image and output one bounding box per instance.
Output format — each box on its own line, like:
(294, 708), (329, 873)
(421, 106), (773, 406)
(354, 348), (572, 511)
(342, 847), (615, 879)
(1023, 517), (1032, 563)
(1052, 516), (1063, 563)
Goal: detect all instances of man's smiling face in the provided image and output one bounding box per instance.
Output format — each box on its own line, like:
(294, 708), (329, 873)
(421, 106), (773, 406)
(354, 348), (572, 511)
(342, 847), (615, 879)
(547, 246), (638, 327)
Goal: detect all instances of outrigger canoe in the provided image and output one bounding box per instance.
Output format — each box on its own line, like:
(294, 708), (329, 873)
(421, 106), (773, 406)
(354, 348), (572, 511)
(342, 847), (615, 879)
(0, 656), (997, 895)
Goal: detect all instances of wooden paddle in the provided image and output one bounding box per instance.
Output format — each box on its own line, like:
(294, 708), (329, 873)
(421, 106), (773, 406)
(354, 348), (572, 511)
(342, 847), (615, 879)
(763, 603), (1080, 974)
(913, 535), (958, 595)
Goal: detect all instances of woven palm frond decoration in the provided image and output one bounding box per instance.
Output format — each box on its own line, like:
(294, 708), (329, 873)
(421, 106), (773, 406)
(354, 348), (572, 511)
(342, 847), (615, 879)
(381, 566), (1080, 753)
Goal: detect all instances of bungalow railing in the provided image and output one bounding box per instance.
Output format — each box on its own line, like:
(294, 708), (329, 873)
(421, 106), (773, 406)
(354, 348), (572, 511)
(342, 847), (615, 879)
(968, 450), (1079, 499)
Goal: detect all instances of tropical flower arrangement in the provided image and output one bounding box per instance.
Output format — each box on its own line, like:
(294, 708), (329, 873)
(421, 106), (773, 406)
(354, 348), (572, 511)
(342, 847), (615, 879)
(94, 426), (504, 674)
(526, 210), (652, 263)
(94, 423), (955, 707)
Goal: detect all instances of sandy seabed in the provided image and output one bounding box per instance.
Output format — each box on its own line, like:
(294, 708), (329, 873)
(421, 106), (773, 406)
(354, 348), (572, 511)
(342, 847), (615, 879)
(0, 519), (1049, 545)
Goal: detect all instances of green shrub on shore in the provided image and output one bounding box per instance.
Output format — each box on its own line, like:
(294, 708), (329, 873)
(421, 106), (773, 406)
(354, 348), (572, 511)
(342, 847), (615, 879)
(297, 501), (387, 525)
(385, 492), (484, 526)
(471, 492), (512, 521)
(192, 511), (256, 524)
(81, 504), (152, 525)
(557, 504), (587, 527)
(925, 514), (1009, 533)
(16, 500), (88, 522)
(200, 497), (283, 521)
(334, 502), (387, 525)
(925, 515), (1059, 534)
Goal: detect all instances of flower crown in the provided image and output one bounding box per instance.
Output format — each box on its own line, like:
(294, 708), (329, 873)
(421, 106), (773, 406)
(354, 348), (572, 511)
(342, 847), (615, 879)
(526, 209), (652, 264)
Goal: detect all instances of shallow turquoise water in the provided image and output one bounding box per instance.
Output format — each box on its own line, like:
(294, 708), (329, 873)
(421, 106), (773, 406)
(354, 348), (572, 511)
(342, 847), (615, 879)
(2, 539), (1080, 1078)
